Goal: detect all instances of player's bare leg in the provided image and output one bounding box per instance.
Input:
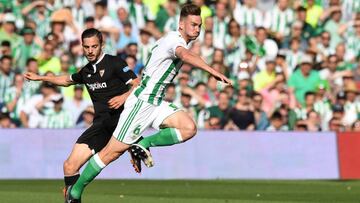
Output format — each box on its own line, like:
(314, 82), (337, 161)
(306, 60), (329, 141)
(63, 144), (92, 199)
(67, 137), (129, 201)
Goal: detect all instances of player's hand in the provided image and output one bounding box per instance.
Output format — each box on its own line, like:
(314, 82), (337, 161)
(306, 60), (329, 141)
(24, 72), (41, 81)
(213, 72), (233, 86)
(108, 94), (127, 109)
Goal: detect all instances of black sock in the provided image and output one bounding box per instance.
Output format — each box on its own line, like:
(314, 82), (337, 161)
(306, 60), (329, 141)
(64, 174), (80, 187)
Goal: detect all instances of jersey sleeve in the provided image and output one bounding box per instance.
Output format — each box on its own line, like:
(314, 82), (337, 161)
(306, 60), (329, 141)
(169, 34), (187, 58)
(115, 58), (137, 84)
(70, 68), (84, 84)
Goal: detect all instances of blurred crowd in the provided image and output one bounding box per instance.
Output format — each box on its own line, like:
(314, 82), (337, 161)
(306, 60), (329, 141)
(0, 0), (360, 132)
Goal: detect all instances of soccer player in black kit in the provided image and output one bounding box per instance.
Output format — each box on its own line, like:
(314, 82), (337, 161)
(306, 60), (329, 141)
(24, 28), (140, 200)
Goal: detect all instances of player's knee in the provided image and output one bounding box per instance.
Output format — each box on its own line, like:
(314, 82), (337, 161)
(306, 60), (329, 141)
(182, 121), (197, 140)
(63, 160), (78, 174)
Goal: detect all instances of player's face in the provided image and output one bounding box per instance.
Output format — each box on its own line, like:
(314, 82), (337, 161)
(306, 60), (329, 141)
(183, 15), (202, 41)
(82, 36), (103, 63)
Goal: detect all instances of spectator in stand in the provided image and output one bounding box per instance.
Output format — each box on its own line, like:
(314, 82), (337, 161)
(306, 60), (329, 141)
(351, 120), (360, 132)
(304, 0), (323, 28)
(335, 43), (353, 71)
(0, 55), (15, 104)
(204, 91), (231, 129)
(2, 73), (34, 126)
(224, 89), (255, 131)
(294, 91), (316, 120)
(328, 117), (344, 132)
(253, 58), (277, 92)
(162, 0), (181, 33)
(200, 31), (214, 65)
(20, 81), (58, 128)
(0, 13), (21, 50)
(128, 0), (155, 29)
(212, 1), (230, 49)
(305, 110), (322, 131)
(164, 83), (176, 103)
(343, 82), (360, 127)
(295, 6), (315, 40)
(282, 21), (307, 51)
(94, 1), (119, 40)
(264, 0), (294, 43)
(288, 54), (320, 105)
(316, 31), (334, 62)
(225, 19), (246, 72)
(63, 85), (91, 124)
(323, 6), (344, 49)
(36, 41), (61, 75)
(232, 0), (263, 35)
(14, 27), (42, 71)
(178, 92), (197, 122)
(137, 29), (154, 67)
(284, 37), (305, 73)
(117, 21), (137, 54)
(0, 41), (11, 58)
(246, 27), (278, 71)
(41, 94), (73, 128)
(0, 112), (15, 128)
(266, 111), (288, 131)
(21, 1), (52, 39)
(319, 54), (349, 93)
(76, 106), (95, 129)
(252, 92), (269, 130)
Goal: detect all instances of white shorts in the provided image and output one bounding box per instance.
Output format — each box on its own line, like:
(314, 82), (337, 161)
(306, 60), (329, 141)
(113, 92), (182, 144)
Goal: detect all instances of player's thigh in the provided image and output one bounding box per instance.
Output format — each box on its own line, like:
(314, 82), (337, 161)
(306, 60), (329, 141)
(153, 102), (196, 131)
(113, 96), (155, 144)
(64, 143), (93, 169)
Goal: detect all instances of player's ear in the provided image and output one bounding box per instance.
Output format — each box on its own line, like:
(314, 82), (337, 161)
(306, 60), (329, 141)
(179, 18), (185, 31)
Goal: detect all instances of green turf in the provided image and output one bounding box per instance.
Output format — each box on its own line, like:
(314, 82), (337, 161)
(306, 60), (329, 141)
(0, 179), (359, 203)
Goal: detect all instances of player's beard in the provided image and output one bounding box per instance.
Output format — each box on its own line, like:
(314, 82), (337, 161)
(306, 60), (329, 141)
(87, 50), (102, 63)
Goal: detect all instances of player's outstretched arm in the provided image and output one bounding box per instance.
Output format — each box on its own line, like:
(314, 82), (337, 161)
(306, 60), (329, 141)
(175, 46), (232, 86)
(24, 72), (74, 87)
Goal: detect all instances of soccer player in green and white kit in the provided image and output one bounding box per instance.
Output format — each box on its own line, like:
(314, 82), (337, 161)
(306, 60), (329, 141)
(66, 4), (232, 202)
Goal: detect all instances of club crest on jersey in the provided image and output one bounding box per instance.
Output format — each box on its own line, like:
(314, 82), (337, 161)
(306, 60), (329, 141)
(86, 82), (107, 91)
(123, 66), (130, 72)
(99, 69), (105, 77)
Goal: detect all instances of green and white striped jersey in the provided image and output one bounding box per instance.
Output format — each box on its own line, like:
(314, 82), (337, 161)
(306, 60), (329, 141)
(0, 71), (14, 103)
(3, 85), (36, 122)
(264, 6), (294, 36)
(233, 3), (263, 33)
(134, 31), (189, 106)
(41, 108), (74, 129)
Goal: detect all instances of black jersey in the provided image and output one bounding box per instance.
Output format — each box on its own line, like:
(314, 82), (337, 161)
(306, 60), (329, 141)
(71, 54), (137, 118)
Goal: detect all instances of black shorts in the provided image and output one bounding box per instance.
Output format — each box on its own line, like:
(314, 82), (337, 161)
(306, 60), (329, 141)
(76, 112), (120, 153)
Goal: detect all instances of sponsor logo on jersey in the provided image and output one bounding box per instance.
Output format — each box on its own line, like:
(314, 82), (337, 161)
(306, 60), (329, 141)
(99, 69), (105, 77)
(86, 82), (107, 91)
(123, 66), (130, 72)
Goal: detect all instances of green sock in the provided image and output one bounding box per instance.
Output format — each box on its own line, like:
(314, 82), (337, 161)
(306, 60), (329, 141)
(138, 128), (182, 149)
(70, 154), (105, 199)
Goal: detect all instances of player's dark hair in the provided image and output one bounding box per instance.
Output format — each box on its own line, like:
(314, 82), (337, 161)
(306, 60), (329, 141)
(81, 28), (103, 45)
(180, 4), (201, 19)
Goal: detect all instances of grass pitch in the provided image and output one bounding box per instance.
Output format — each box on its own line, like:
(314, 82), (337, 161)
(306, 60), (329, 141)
(0, 179), (359, 203)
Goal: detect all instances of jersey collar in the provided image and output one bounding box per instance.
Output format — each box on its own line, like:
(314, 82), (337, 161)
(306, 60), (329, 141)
(91, 53), (106, 73)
